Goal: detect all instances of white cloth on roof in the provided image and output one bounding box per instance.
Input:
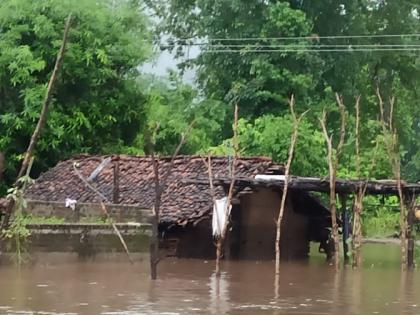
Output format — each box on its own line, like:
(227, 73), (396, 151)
(65, 198), (77, 211)
(255, 174), (286, 181)
(212, 197), (232, 237)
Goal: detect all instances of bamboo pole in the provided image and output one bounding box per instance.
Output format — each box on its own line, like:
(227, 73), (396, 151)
(1, 14), (73, 232)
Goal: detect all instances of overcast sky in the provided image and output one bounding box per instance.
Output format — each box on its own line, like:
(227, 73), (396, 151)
(141, 47), (199, 84)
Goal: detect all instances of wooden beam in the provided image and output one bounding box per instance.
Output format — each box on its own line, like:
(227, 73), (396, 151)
(183, 177), (420, 195)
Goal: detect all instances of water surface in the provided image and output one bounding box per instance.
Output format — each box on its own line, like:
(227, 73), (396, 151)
(1, 244), (419, 314)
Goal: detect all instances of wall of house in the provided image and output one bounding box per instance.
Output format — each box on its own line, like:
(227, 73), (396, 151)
(229, 188), (310, 260)
(25, 200), (152, 223)
(165, 188), (311, 261)
(162, 220), (215, 258)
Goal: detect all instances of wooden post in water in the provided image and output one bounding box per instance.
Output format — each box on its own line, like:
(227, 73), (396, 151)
(340, 194), (349, 264)
(406, 192), (416, 269)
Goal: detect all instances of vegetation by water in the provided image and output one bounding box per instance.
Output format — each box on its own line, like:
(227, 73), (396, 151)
(0, 0), (418, 226)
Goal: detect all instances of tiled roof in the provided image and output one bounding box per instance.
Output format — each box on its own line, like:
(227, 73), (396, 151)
(25, 155), (282, 224)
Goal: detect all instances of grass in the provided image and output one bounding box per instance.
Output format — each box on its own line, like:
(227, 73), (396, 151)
(362, 211), (400, 238)
(22, 214), (66, 225)
(22, 214), (113, 225)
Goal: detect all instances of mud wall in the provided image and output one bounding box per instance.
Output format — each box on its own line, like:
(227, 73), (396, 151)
(231, 188), (309, 260)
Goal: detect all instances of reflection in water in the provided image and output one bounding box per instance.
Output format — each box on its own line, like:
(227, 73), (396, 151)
(209, 272), (229, 315)
(0, 244), (420, 314)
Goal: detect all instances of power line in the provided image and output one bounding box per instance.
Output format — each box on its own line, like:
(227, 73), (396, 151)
(199, 48), (420, 53)
(150, 33), (420, 43)
(159, 44), (420, 49)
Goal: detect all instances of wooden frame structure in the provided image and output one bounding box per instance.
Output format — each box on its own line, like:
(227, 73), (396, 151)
(185, 176), (420, 267)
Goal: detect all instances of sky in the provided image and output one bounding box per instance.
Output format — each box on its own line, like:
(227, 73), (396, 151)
(141, 46), (199, 84)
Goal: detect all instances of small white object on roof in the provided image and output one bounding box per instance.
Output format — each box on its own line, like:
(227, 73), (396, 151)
(65, 198), (77, 211)
(255, 174), (286, 181)
(212, 197), (232, 237)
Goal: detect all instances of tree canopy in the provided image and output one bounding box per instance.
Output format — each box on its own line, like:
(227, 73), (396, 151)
(0, 0), (419, 197)
(147, 0), (420, 181)
(0, 0), (151, 192)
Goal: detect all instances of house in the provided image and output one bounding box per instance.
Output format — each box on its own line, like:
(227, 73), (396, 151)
(24, 154), (333, 260)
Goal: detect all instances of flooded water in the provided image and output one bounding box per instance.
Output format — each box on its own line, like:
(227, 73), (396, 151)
(1, 244), (420, 315)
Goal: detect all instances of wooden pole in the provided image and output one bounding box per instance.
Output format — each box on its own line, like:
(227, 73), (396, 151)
(376, 89), (408, 270)
(319, 94), (347, 269)
(150, 153), (161, 280)
(72, 163), (134, 264)
(1, 14), (73, 232)
(149, 122), (194, 280)
(275, 96), (308, 275)
(113, 155), (120, 204)
(340, 194), (349, 264)
(214, 103), (239, 277)
(406, 192), (416, 269)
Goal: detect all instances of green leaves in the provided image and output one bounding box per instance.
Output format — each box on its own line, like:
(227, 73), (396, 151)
(0, 0), (151, 192)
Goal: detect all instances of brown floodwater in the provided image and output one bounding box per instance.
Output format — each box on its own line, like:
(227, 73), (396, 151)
(1, 244), (420, 315)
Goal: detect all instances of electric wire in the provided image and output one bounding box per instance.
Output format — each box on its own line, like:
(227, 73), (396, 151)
(147, 33), (420, 44)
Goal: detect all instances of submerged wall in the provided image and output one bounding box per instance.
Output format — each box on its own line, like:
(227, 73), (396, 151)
(26, 200), (152, 223)
(0, 223), (152, 264)
(0, 200), (153, 264)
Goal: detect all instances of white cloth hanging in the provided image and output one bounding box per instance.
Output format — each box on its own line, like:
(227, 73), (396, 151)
(212, 197), (232, 237)
(65, 198), (77, 211)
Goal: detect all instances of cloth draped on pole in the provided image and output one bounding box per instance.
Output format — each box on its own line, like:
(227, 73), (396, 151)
(212, 197), (232, 237)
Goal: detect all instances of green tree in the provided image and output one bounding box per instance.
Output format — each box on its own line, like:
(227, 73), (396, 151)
(139, 73), (228, 155)
(0, 0), (151, 192)
(147, 0), (420, 180)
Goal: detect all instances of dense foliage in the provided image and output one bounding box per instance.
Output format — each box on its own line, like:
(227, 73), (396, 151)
(0, 0), (419, 206)
(147, 0), (420, 181)
(0, 0), (151, 192)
